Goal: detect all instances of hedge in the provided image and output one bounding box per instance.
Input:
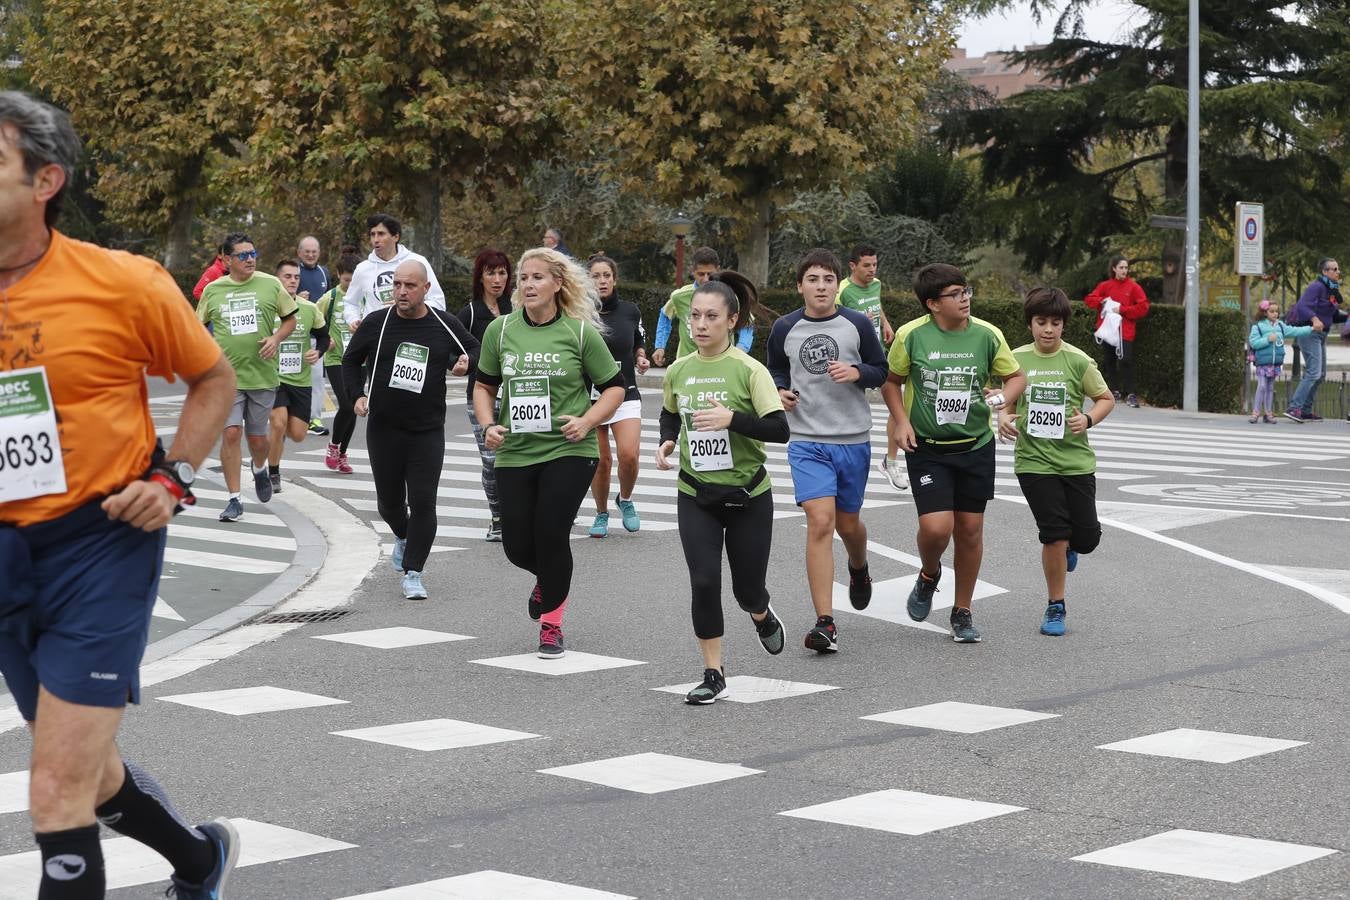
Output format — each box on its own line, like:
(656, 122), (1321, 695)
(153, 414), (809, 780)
(314, 274), (1245, 414)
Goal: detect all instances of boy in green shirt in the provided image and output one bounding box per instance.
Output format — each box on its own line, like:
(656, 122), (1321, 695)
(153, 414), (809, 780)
(997, 287), (1115, 636)
(880, 263), (1025, 643)
(836, 242), (904, 491)
(267, 258), (329, 493)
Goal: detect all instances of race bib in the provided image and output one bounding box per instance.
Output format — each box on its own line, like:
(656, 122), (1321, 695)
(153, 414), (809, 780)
(227, 298), (258, 336)
(389, 342), (428, 393)
(1026, 385), (1066, 440)
(508, 376), (552, 433)
(935, 371), (974, 426)
(687, 427), (733, 472)
(278, 340), (303, 375)
(0, 367), (66, 502)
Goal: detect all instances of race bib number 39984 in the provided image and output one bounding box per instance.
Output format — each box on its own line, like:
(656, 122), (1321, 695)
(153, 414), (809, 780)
(0, 367), (66, 502)
(935, 371), (974, 426)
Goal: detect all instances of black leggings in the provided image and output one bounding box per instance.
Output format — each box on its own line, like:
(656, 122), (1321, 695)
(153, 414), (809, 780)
(366, 422), (444, 573)
(324, 364), (358, 452)
(677, 490), (774, 640)
(1101, 339), (1135, 395)
(495, 455), (597, 615)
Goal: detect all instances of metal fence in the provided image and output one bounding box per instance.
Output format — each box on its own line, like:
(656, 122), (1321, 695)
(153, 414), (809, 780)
(1244, 367), (1348, 419)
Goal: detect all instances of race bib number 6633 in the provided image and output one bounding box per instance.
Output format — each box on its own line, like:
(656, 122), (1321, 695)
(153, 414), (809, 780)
(0, 367), (66, 502)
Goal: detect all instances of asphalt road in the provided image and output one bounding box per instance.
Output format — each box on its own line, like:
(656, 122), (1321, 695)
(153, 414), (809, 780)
(1, 389), (1347, 899)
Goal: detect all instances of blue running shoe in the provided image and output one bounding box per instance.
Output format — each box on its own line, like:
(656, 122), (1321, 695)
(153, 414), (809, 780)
(616, 495), (640, 532)
(391, 537), (407, 573)
(907, 569), (940, 622)
(252, 466), (272, 503)
(1040, 601), (1066, 636)
(588, 512), (609, 538)
(169, 817), (239, 899)
(1066, 548), (1079, 573)
(402, 570), (428, 600)
(217, 497), (243, 523)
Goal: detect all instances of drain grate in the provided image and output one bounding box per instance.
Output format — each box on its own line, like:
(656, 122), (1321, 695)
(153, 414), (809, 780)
(252, 609), (354, 625)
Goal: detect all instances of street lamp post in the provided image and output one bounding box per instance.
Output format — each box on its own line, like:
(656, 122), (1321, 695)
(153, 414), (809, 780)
(669, 213), (694, 288)
(1182, 0), (1200, 411)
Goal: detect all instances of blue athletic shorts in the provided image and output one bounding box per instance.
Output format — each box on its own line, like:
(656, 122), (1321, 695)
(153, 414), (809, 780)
(787, 440), (872, 513)
(0, 500), (165, 722)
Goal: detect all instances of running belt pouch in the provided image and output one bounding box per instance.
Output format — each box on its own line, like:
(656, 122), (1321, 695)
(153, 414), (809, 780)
(680, 468), (766, 511)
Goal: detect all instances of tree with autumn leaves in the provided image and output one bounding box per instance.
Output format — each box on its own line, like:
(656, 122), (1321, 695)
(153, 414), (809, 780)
(13, 0), (956, 285)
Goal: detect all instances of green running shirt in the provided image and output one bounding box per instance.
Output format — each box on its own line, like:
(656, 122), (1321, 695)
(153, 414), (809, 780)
(662, 283), (697, 359)
(197, 272), (300, 391)
(836, 278), (884, 342)
(663, 345), (783, 498)
(887, 314), (1020, 450)
(477, 310), (620, 467)
(316, 286), (349, 368)
(279, 298), (325, 387)
(1011, 341), (1108, 475)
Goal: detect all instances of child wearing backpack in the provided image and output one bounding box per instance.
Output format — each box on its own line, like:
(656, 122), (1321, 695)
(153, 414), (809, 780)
(1249, 301), (1322, 424)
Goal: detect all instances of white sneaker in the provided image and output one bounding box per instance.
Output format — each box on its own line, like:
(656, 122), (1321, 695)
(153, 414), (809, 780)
(881, 456), (908, 492)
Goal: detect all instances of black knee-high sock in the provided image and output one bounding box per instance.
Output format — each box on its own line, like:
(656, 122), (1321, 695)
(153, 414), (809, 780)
(36, 825), (104, 899)
(95, 761), (213, 883)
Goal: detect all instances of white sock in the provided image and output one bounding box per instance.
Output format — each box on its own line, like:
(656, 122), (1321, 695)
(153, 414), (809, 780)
(619, 495), (632, 503)
(252, 463), (267, 475)
(229, 492), (240, 501)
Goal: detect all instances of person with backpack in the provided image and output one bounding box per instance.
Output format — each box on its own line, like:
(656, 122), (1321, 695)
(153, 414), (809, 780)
(1249, 300), (1322, 424)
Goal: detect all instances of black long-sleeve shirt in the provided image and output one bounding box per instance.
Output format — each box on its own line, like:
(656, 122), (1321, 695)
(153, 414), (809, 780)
(342, 306), (479, 431)
(456, 297), (512, 402)
(597, 294), (646, 403)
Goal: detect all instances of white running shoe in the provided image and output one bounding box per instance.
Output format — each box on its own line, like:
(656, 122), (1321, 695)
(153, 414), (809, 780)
(881, 456), (909, 492)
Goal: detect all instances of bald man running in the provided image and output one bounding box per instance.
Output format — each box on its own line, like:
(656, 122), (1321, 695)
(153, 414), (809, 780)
(342, 260), (479, 599)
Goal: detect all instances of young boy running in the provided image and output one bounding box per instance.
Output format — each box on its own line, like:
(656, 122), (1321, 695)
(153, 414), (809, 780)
(880, 263), (1025, 643)
(267, 258), (329, 492)
(836, 243), (905, 492)
(768, 249), (888, 653)
(997, 288), (1114, 636)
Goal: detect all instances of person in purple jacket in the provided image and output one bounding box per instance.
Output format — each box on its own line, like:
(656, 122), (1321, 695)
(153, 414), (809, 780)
(1285, 258), (1341, 423)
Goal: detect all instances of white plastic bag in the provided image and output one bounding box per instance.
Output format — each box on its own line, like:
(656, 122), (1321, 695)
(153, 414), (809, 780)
(1094, 298), (1123, 354)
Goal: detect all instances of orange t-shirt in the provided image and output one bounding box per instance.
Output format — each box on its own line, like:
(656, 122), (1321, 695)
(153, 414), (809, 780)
(0, 231), (222, 527)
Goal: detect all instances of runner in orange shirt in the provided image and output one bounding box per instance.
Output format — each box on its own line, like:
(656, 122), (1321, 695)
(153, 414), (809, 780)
(0, 91), (241, 898)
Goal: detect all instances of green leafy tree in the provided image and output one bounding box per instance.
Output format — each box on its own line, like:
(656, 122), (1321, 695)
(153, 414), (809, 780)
(560, 0), (954, 286)
(22, 0), (245, 272)
(249, 0), (557, 273)
(945, 0), (1350, 302)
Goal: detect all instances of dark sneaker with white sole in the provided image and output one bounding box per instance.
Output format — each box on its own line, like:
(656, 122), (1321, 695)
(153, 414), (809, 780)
(685, 668), (728, 704)
(848, 562), (872, 610)
(950, 608), (982, 643)
(527, 583), (542, 620)
(907, 569), (940, 621)
(754, 604), (786, 655)
(252, 467), (272, 503)
(168, 817), (240, 899)
(537, 622), (565, 658)
(804, 615), (839, 653)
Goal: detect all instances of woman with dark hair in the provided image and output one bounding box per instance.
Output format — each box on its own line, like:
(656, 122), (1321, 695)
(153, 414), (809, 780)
(586, 255), (649, 537)
(457, 248), (514, 541)
(1085, 254), (1149, 408)
(655, 271), (790, 704)
(318, 247), (363, 473)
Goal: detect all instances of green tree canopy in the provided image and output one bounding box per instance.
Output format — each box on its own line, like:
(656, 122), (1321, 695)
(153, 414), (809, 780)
(558, 0), (954, 286)
(943, 0), (1350, 300)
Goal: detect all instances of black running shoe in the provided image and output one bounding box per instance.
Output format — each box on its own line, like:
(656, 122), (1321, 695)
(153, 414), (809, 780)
(848, 562), (872, 610)
(804, 615), (839, 653)
(950, 607), (982, 643)
(907, 569), (940, 622)
(754, 604), (786, 655)
(685, 668), (728, 704)
(527, 583), (542, 620)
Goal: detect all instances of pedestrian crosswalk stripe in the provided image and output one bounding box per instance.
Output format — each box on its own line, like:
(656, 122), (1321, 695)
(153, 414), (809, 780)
(163, 547), (289, 575)
(0, 818), (355, 896)
(167, 523), (297, 551)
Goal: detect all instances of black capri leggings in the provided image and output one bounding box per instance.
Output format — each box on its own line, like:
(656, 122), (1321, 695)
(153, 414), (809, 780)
(677, 489), (774, 640)
(324, 364), (358, 452)
(366, 422), (444, 573)
(495, 455), (597, 615)
(1101, 339), (1135, 396)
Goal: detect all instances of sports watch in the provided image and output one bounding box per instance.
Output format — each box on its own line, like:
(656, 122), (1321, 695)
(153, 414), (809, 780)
(148, 459), (197, 509)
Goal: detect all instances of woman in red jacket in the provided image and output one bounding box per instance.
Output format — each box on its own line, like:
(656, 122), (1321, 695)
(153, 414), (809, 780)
(1085, 254), (1150, 408)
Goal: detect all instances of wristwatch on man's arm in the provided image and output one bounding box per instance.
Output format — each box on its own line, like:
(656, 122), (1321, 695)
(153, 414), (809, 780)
(146, 459), (197, 513)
